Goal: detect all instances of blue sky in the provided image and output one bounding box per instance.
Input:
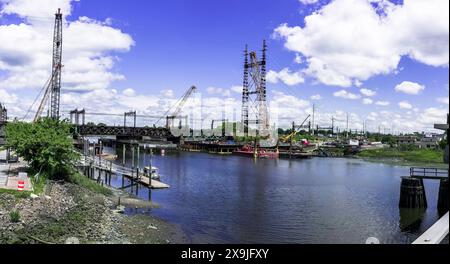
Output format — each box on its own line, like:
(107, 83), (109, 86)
(0, 0), (448, 132)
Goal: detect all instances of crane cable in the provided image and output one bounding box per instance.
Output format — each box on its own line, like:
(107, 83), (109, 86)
(21, 73), (53, 121)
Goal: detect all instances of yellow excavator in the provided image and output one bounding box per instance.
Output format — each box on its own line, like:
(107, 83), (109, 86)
(279, 114), (311, 143)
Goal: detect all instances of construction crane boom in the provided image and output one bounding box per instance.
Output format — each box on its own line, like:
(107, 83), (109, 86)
(33, 70), (56, 122)
(171, 85), (197, 118)
(159, 85), (197, 128)
(34, 83), (52, 122)
(281, 114), (311, 143)
(33, 8), (63, 122)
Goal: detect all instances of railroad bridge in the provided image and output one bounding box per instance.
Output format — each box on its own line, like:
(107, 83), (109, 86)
(69, 109), (176, 140)
(75, 125), (173, 139)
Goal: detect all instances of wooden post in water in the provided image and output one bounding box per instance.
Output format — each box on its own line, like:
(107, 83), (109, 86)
(137, 145), (140, 169)
(122, 144), (126, 188)
(122, 144), (126, 166)
(148, 148), (153, 200)
(132, 145), (135, 170)
(136, 168), (139, 195)
(399, 177), (427, 208)
(109, 161), (112, 186)
(121, 171), (124, 188)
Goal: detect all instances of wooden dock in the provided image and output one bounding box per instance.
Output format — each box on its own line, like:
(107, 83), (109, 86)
(77, 155), (170, 189)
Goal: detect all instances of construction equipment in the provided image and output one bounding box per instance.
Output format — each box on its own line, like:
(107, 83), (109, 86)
(33, 67), (59, 122)
(32, 8), (63, 122)
(242, 40), (268, 137)
(50, 8), (63, 119)
(158, 86), (197, 129)
(280, 115), (311, 143)
(211, 119), (229, 138)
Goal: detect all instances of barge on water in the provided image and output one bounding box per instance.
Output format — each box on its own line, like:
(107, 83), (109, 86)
(234, 145), (279, 159)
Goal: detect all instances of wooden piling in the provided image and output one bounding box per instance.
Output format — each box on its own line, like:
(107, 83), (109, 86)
(135, 168), (139, 195)
(437, 178), (449, 214)
(109, 161), (112, 186)
(399, 177), (427, 209)
(137, 145), (140, 168)
(132, 146), (135, 169)
(122, 144), (126, 166)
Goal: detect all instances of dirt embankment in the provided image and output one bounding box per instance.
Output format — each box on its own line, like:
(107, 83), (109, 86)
(0, 182), (188, 244)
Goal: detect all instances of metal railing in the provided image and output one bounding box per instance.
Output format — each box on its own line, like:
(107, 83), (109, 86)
(410, 167), (448, 178)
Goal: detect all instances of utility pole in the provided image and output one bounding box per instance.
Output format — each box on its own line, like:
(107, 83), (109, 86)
(312, 104), (316, 136)
(331, 116), (335, 135)
(346, 113), (349, 139)
(50, 8), (63, 119)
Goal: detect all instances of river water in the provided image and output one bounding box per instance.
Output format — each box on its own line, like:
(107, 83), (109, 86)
(103, 147), (445, 244)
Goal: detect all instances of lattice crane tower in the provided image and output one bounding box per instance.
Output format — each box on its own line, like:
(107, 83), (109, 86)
(241, 40), (269, 137)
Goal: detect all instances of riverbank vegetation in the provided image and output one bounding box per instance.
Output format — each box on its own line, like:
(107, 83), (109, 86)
(357, 147), (444, 164)
(5, 118), (77, 180)
(3, 118), (112, 197)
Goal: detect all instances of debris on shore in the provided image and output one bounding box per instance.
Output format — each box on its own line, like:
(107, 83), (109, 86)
(0, 181), (187, 244)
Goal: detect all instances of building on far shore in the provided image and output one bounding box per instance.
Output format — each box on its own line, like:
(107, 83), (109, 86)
(415, 134), (444, 149)
(396, 135), (417, 145)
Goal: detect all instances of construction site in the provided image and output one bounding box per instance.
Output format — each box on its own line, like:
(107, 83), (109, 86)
(0, 7), (448, 246)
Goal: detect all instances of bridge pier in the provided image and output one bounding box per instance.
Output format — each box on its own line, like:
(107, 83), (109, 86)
(437, 178), (449, 214)
(399, 177), (427, 209)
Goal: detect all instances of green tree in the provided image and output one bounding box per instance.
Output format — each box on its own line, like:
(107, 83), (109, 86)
(5, 118), (78, 180)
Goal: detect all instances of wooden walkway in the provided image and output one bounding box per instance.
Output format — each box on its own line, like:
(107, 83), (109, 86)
(77, 155), (170, 189)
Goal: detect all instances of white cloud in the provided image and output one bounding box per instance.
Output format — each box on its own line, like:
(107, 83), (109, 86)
(362, 98), (373, 105)
(122, 88), (135, 97)
(398, 101), (413, 109)
(0, 0), (134, 92)
(437, 97), (449, 105)
(299, 0), (319, 4)
(333, 90), (361, 100)
(266, 68), (304, 86)
(161, 89), (174, 98)
(206, 87), (231, 97)
(375, 101), (390, 106)
(0, 89), (18, 103)
(0, 0), (73, 20)
(230, 85), (243, 94)
(273, 0), (449, 87)
(395, 81), (425, 95)
(418, 107), (448, 125)
(310, 94), (322, 100)
(272, 91), (310, 109)
(360, 88), (376, 97)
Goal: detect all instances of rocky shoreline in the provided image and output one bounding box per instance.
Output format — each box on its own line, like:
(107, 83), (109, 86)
(0, 181), (188, 244)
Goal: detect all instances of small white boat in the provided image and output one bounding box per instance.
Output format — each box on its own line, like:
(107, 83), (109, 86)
(143, 166), (160, 180)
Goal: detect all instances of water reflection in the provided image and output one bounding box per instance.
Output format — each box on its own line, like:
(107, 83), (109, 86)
(399, 208), (426, 232)
(96, 143), (443, 244)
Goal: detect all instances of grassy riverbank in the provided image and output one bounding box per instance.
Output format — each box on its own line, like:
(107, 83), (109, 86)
(357, 148), (445, 164)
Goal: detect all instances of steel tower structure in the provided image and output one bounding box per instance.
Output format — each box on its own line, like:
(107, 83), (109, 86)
(50, 8), (63, 119)
(241, 40), (268, 137)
